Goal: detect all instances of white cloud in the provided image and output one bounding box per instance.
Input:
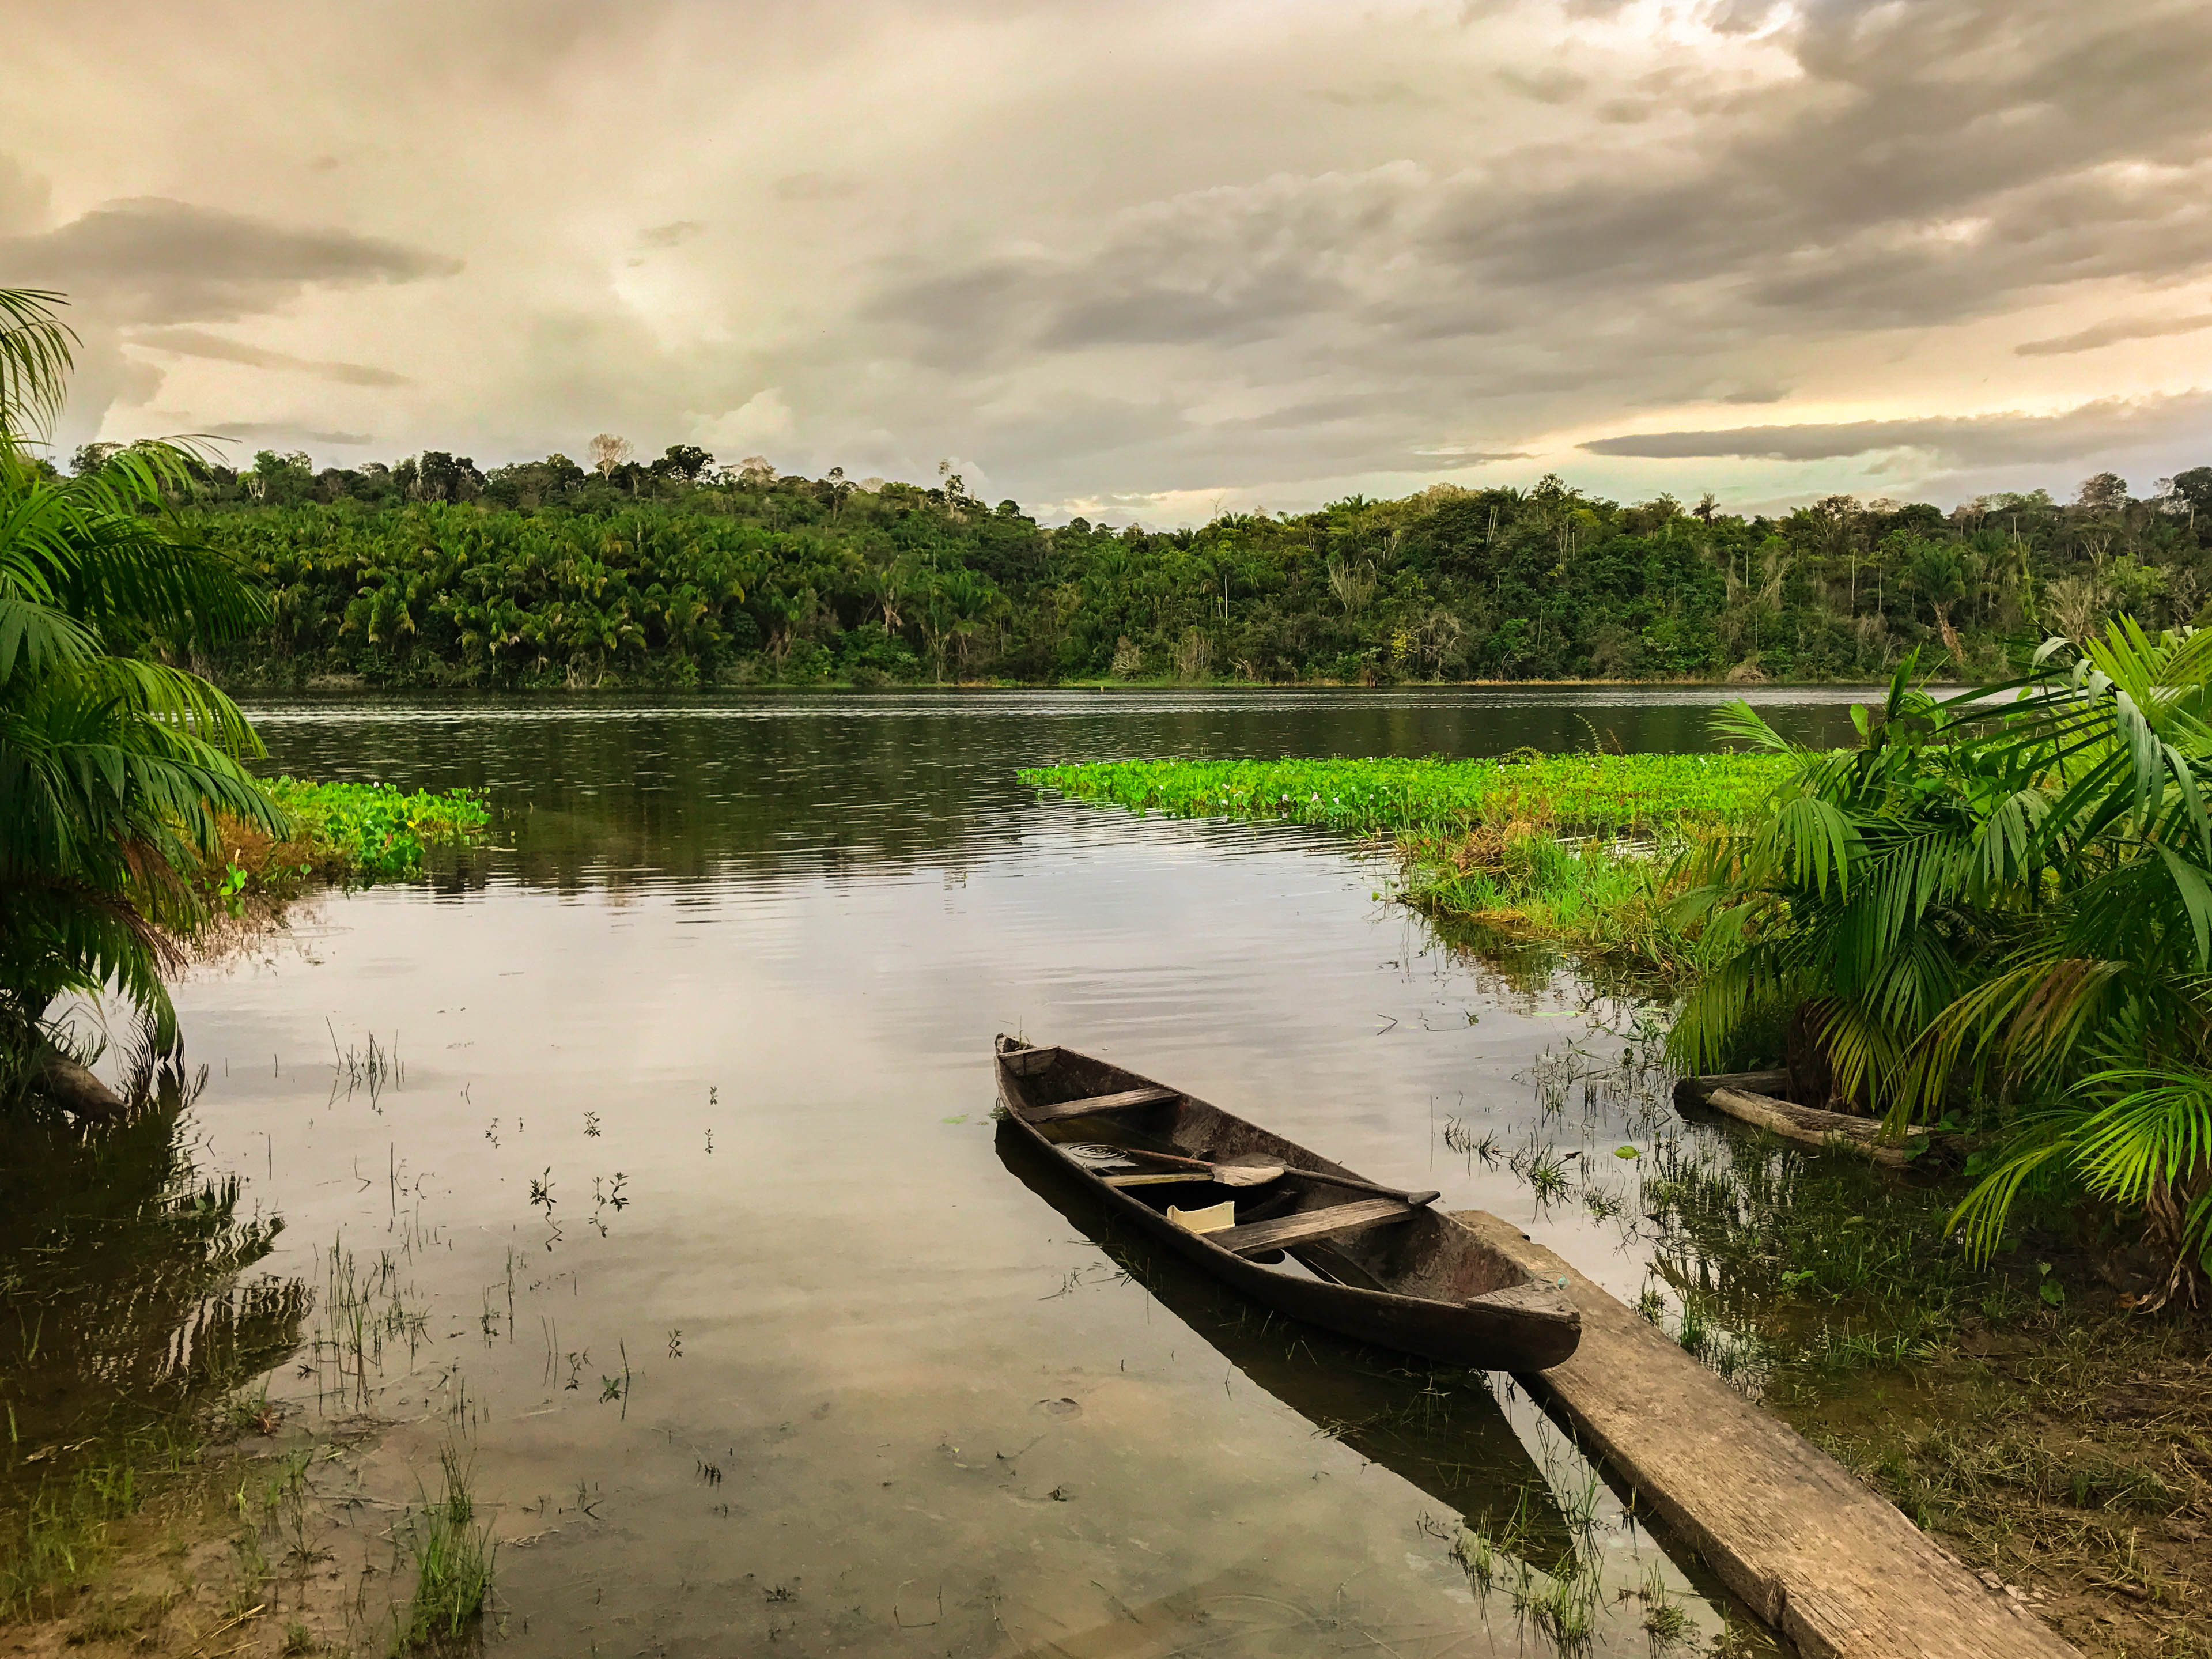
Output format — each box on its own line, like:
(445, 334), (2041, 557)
(695, 388), (795, 455)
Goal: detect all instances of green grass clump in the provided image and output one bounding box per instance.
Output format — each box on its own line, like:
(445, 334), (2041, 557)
(0, 1463), (134, 1619)
(394, 1445), (494, 1651)
(1019, 752), (1791, 837)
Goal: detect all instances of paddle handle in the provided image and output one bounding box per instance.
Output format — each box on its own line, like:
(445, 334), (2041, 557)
(1302, 1170), (1441, 1206)
(1113, 1146), (1436, 1207)
(1113, 1147), (1217, 1173)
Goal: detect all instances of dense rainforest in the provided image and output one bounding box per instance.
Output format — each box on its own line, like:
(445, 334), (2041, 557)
(64, 440), (2212, 687)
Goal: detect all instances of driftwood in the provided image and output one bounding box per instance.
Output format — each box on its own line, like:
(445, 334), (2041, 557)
(1454, 1210), (2079, 1659)
(1676, 1075), (1976, 1167)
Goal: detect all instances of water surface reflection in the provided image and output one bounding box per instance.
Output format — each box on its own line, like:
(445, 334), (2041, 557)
(168, 689), (1850, 1653)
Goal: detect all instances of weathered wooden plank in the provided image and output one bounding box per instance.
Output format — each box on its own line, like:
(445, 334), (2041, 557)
(1020, 1085), (1177, 1124)
(998, 1043), (1062, 1078)
(1451, 1209), (2079, 1659)
(1211, 1197), (1414, 1255)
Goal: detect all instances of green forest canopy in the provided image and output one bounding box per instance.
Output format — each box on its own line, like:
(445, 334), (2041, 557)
(67, 440), (2212, 688)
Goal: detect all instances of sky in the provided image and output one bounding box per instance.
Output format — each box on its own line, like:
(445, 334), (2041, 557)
(7, 0), (2212, 525)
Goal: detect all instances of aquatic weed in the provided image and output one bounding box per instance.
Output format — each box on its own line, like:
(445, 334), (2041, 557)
(261, 778), (489, 885)
(393, 1444), (495, 1650)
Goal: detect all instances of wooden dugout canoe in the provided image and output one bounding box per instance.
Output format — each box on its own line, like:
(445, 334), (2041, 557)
(993, 1035), (1580, 1371)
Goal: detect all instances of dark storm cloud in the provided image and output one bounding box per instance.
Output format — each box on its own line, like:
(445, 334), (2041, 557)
(637, 220), (704, 249)
(128, 327), (410, 386)
(867, 0), (2212, 388)
(866, 165), (1420, 368)
(1, 198), (461, 325)
(2016, 312), (2212, 357)
(205, 421), (375, 447)
(18, 0), (2212, 512)
(1608, 2), (2212, 330)
(1580, 393), (2212, 467)
(951, 395), (1189, 472)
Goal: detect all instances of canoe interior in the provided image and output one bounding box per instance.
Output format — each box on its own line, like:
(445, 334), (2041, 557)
(996, 1037), (1537, 1307)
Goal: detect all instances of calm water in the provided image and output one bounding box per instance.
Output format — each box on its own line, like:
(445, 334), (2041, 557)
(157, 689), (1863, 1655)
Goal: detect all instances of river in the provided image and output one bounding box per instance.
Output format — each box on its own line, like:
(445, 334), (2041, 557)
(156, 688), (1862, 1656)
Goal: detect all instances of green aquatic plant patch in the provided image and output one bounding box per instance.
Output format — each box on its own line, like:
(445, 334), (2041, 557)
(203, 780), (491, 905)
(259, 778), (490, 882)
(1019, 753), (1792, 837)
(1022, 753), (1791, 976)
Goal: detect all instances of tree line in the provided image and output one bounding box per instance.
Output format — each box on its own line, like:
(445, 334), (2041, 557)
(62, 436), (2212, 689)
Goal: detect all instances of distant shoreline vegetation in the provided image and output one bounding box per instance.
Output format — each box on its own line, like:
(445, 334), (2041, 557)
(67, 439), (2212, 690)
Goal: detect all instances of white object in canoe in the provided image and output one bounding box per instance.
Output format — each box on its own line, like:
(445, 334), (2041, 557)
(1167, 1200), (1238, 1235)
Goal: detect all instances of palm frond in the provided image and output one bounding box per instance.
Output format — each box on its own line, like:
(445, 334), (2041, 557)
(0, 289), (74, 447)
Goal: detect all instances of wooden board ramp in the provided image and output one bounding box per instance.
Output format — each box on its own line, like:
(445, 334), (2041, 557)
(1451, 1210), (2079, 1659)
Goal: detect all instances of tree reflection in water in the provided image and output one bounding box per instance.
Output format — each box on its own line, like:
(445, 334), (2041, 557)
(0, 1055), (307, 1493)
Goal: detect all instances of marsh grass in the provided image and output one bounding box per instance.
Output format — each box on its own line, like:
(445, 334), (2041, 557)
(1629, 1561), (1695, 1648)
(0, 1457), (141, 1618)
(392, 1445), (495, 1652)
(311, 1238), (428, 1409)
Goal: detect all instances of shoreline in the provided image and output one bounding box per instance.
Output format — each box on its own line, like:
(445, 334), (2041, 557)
(214, 674), (1940, 697)
(1031, 754), (2212, 1657)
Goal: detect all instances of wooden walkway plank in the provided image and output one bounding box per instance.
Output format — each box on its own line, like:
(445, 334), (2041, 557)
(1451, 1210), (2079, 1659)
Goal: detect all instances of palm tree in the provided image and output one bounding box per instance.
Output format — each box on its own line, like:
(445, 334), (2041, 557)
(1672, 622), (2212, 1299)
(0, 289), (281, 1099)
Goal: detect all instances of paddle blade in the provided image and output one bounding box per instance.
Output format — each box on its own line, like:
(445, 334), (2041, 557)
(1212, 1162), (1285, 1187)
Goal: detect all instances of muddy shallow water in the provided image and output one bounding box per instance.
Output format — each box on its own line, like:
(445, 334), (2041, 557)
(153, 689), (1863, 1655)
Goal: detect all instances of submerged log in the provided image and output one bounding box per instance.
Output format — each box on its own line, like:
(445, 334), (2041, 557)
(1676, 1075), (1975, 1167)
(29, 1050), (127, 1121)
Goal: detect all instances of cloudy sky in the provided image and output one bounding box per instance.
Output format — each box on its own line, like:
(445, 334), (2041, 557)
(8, 0), (2211, 522)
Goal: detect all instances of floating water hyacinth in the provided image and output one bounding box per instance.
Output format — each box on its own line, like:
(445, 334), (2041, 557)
(1019, 751), (1797, 978)
(1020, 752), (1790, 837)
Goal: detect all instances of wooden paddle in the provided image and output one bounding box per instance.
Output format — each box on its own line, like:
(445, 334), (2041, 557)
(1100, 1146), (1438, 1205)
(1101, 1150), (1283, 1189)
